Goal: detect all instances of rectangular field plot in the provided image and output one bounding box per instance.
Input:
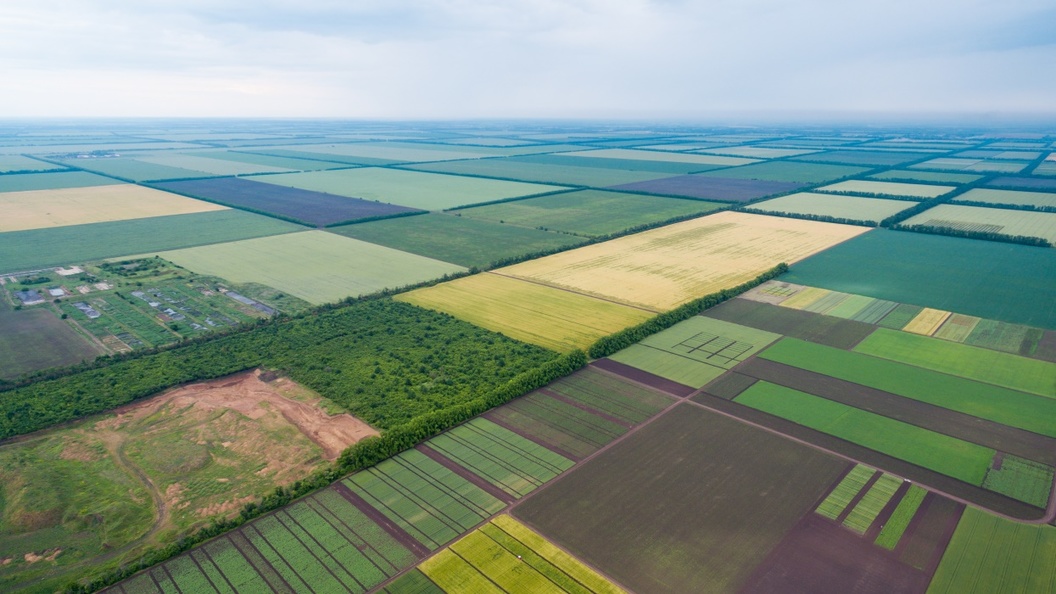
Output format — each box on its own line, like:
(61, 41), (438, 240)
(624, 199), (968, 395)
(0, 210), (303, 274)
(258, 141), (525, 163)
(902, 308), (951, 335)
(759, 337), (1056, 438)
(929, 507), (1056, 594)
(0, 184), (227, 232)
(0, 170), (122, 192)
(815, 464), (876, 520)
(608, 174), (804, 202)
(519, 152), (712, 175)
(816, 179), (954, 198)
(396, 273), (653, 352)
(423, 418), (574, 499)
(781, 229), (1056, 330)
(853, 329), (1056, 398)
(792, 150), (933, 167)
(705, 298), (878, 349)
(912, 158), (1029, 174)
(869, 169), (983, 184)
(185, 149), (349, 171)
(419, 515), (626, 594)
(453, 189), (723, 237)
(253, 167), (567, 210)
(329, 212), (584, 268)
(555, 148), (759, 167)
(514, 404), (847, 594)
(154, 176), (420, 227)
(696, 146), (819, 159)
(0, 155), (64, 173)
(697, 160), (871, 183)
(746, 192), (915, 224)
(987, 176), (1056, 191)
(345, 449), (506, 551)
(901, 204), (1056, 244)
(0, 308), (105, 379)
(499, 211), (869, 311)
(58, 157), (219, 181)
(843, 474), (903, 534)
(135, 153), (292, 175)
(154, 231), (465, 305)
(607, 316), (780, 388)
(953, 188), (1056, 210)
(734, 381), (995, 485)
(982, 455), (1054, 509)
(406, 155), (676, 187)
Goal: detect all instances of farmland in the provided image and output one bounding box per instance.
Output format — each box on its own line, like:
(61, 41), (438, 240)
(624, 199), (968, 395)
(781, 229), (1056, 329)
(185, 149), (347, 171)
(0, 210), (304, 275)
(555, 148), (758, 167)
(0, 307), (105, 379)
(252, 167), (567, 210)
(406, 155), (676, 187)
(901, 204), (1056, 244)
(746, 192), (914, 224)
(869, 169), (983, 184)
(329, 212), (584, 268)
(952, 188), (1056, 210)
(515, 404), (847, 593)
(697, 146), (818, 158)
(816, 179), (954, 198)
(152, 231), (465, 305)
(453, 189), (724, 237)
(911, 158), (1029, 174)
(0, 155), (64, 173)
(792, 150), (933, 166)
(0, 170), (121, 192)
(498, 211), (869, 311)
(518, 152), (709, 175)
(153, 177), (420, 227)
(136, 153), (292, 175)
(396, 273), (653, 352)
(0, 370), (375, 594)
(608, 174), (803, 202)
(57, 157), (218, 182)
(0, 184), (226, 232)
(697, 160), (871, 183)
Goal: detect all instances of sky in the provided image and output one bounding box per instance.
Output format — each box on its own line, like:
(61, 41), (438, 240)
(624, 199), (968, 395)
(2, 0), (1055, 119)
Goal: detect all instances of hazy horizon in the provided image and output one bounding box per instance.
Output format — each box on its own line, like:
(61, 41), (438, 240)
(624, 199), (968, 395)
(3, 1), (1055, 119)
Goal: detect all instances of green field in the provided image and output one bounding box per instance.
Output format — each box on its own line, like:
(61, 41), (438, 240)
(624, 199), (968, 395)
(397, 273), (653, 353)
(0, 155), (64, 173)
(514, 405), (847, 593)
(406, 156), (674, 187)
(912, 158), (1029, 174)
(759, 337), (1056, 437)
(868, 169), (983, 184)
(815, 464), (875, 520)
(793, 150), (933, 167)
(420, 516), (626, 594)
(153, 230), (465, 305)
(0, 210), (304, 274)
(928, 507), (1056, 594)
(347, 449), (506, 550)
(902, 204), (1056, 244)
(186, 149), (348, 171)
(425, 418), (573, 498)
(981, 455), (1054, 508)
(135, 153), (292, 175)
(0, 170), (121, 192)
(454, 189), (723, 237)
(843, 474), (903, 533)
(747, 192), (913, 224)
(254, 167), (567, 210)
(853, 329), (1056, 398)
(0, 307), (104, 379)
(817, 179), (954, 198)
(262, 141), (551, 163)
(61, 157), (216, 181)
(328, 213), (584, 268)
(735, 381), (995, 485)
(607, 316), (780, 387)
(781, 229), (1056, 330)
(953, 188), (1056, 210)
(697, 146), (818, 159)
(556, 148), (758, 167)
(698, 161), (870, 183)
(875, 485), (927, 550)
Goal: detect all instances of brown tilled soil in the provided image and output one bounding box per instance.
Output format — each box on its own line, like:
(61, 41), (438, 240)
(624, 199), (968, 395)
(591, 358), (696, 396)
(102, 369), (378, 460)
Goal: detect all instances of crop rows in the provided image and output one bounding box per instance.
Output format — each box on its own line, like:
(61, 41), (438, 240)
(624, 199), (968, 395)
(816, 464), (876, 520)
(843, 474), (904, 534)
(875, 485), (928, 550)
(486, 391), (629, 460)
(546, 367), (672, 424)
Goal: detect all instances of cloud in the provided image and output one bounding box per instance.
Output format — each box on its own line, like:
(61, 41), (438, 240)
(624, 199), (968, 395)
(0, 0), (1053, 117)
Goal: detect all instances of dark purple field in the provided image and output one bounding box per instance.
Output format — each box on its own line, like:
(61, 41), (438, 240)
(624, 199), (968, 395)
(153, 177), (421, 227)
(985, 176), (1056, 191)
(608, 175), (803, 202)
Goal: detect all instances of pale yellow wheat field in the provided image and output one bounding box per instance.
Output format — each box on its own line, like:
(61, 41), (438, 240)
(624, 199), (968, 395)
(903, 308), (952, 335)
(497, 211), (870, 311)
(0, 185), (227, 232)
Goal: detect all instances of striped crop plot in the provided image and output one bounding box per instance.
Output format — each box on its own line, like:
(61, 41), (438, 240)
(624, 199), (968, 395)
(485, 367), (673, 459)
(153, 177), (421, 227)
(901, 204), (1056, 244)
(952, 188), (1056, 210)
(252, 167), (567, 210)
(344, 448), (506, 550)
(453, 189), (724, 237)
(746, 192), (916, 224)
(498, 211), (869, 311)
(422, 418), (574, 499)
(815, 179), (955, 198)
(606, 316), (780, 388)
(396, 273), (653, 352)
(0, 184), (227, 232)
(902, 308), (952, 335)
(153, 231), (466, 305)
(419, 515), (627, 593)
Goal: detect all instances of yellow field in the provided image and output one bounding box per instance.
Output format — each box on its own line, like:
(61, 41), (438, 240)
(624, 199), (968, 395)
(779, 287), (830, 310)
(395, 273), (653, 352)
(903, 307), (952, 335)
(497, 212), (869, 311)
(0, 185), (227, 232)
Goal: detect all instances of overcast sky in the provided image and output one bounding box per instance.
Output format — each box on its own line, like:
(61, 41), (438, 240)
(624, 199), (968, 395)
(2, 0), (1055, 119)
